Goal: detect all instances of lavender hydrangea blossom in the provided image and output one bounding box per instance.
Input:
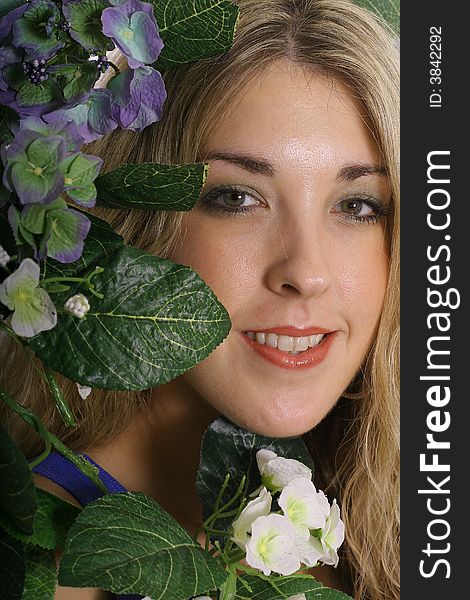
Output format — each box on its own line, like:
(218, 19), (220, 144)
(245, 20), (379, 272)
(108, 66), (166, 131)
(12, 0), (65, 60)
(2, 128), (66, 205)
(44, 89), (118, 143)
(101, 0), (164, 68)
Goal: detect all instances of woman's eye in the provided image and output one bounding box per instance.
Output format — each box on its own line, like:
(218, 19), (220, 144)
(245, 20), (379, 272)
(332, 197), (386, 224)
(200, 187), (260, 214)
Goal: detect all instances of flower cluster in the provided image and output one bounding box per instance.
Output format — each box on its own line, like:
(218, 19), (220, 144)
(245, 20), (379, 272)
(230, 450), (345, 577)
(0, 0), (168, 338)
(0, 0), (166, 132)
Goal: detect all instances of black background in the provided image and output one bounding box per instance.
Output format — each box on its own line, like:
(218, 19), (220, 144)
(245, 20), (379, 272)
(401, 1), (468, 597)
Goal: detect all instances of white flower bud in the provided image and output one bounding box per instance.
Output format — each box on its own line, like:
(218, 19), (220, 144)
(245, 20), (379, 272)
(76, 383), (92, 399)
(0, 245), (11, 268)
(64, 293), (90, 318)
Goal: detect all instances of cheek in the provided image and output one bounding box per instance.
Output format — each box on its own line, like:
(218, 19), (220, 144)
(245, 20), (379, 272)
(172, 216), (261, 311)
(336, 233), (389, 334)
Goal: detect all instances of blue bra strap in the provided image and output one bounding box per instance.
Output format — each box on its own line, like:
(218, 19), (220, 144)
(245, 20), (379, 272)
(32, 451), (127, 506)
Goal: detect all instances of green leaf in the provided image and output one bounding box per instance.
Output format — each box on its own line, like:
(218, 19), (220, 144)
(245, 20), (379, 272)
(22, 544), (56, 600)
(0, 424), (37, 535)
(196, 417), (314, 536)
(59, 492), (227, 598)
(31, 245), (231, 390)
(354, 0), (399, 33)
(0, 528), (25, 600)
(152, 0), (239, 67)
(40, 209), (123, 280)
(95, 162), (208, 211)
(235, 573), (353, 599)
(0, 488), (80, 551)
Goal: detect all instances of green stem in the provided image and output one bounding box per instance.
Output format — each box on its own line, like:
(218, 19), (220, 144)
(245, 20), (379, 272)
(43, 367), (76, 428)
(28, 439), (52, 469)
(226, 549), (246, 565)
(41, 276), (86, 285)
(0, 388), (107, 494)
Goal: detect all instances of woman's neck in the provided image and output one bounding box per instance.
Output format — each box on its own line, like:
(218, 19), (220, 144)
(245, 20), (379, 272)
(86, 377), (219, 534)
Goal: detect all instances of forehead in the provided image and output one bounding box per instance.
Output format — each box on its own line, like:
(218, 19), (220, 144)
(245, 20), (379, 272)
(203, 60), (381, 174)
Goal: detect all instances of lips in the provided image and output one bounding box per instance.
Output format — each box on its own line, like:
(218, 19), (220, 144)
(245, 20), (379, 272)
(240, 330), (335, 370)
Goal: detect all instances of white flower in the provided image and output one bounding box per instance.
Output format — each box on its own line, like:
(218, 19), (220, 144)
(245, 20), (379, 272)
(64, 293), (90, 318)
(315, 499), (345, 567)
(245, 513), (300, 576)
(0, 245), (10, 268)
(256, 449), (312, 492)
(287, 596), (307, 600)
(76, 383), (92, 399)
(231, 486), (271, 549)
(279, 477), (329, 533)
(0, 259), (57, 337)
(295, 497), (345, 568)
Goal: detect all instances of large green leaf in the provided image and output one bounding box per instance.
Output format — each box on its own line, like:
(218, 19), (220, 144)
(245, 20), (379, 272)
(152, 0), (239, 67)
(40, 209), (123, 280)
(0, 528), (25, 600)
(354, 0), (399, 33)
(0, 488), (80, 551)
(31, 245), (231, 390)
(0, 424), (37, 535)
(21, 545), (56, 600)
(196, 417), (314, 536)
(59, 492), (227, 598)
(95, 162), (208, 210)
(235, 573), (353, 599)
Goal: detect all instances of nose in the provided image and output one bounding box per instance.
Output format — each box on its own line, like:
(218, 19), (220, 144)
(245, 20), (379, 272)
(264, 217), (332, 299)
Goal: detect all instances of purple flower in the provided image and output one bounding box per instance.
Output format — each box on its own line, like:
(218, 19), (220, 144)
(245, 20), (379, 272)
(101, 0), (163, 68)
(0, 3), (28, 42)
(44, 89), (118, 143)
(17, 116), (85, 153)
(36, 200), (92, 263)
(108, 66), (166, 131)
(0, 44), (62, 117)
(2, 129), (66, 205)
(11, 197), (92, 263)
(12, 0), (64, 61)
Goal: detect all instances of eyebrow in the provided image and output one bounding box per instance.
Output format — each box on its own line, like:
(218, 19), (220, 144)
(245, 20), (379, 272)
(202, 151), (387, 181)
(202, 151), (276, 176)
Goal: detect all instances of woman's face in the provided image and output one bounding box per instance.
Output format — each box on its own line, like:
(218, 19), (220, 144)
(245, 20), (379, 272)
(168, 61), (390, 437)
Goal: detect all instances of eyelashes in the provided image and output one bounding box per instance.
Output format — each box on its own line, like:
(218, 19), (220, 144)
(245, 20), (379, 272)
(199, 185), (388, 224)
(199, 186), (260, 216)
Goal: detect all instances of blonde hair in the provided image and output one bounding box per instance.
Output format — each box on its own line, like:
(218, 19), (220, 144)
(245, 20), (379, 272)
(0, 1), (399, 599)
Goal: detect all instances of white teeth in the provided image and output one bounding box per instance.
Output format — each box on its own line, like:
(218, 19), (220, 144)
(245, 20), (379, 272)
(246, 331), (326, 353)
(255, 332), (266, 344)
(277, 335), (294, 351)
(308, 334), (323, 347)
(294, 336), (309, 351)
(265, 333), (278, 348)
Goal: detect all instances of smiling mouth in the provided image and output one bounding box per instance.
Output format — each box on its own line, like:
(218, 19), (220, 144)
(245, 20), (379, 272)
(243, 331), (328, 355)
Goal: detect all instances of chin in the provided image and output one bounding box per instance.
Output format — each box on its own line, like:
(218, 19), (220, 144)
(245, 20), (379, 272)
(225, 396), (329, 439)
